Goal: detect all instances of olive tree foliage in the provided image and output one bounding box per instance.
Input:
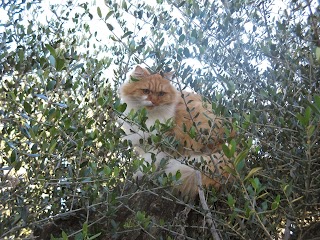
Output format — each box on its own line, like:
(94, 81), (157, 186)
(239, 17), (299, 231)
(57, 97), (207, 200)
(1, 1), (127, 238)
(0, 0), (319, 239)
(107, 0), (320, 238)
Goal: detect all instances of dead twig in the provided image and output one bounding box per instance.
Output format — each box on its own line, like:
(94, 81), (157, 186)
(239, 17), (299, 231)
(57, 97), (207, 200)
(196, 171), (222, 240)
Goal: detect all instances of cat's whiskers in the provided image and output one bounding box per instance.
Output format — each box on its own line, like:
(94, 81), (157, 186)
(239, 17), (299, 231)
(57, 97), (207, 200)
(125, 96), (176, 113)
(141, 100), (153, 107)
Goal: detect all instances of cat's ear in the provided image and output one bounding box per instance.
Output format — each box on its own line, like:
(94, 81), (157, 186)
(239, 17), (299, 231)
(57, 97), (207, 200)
(130, 66), (150, 80)
(162, 71), (175, 80)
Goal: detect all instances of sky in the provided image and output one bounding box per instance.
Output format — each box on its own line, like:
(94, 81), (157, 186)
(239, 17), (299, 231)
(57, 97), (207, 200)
(0, 0), (203, 69)
(1, 0), (318, 78)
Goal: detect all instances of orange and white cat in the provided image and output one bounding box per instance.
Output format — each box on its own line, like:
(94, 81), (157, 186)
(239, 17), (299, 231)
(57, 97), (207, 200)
(119, 66), (233, 198)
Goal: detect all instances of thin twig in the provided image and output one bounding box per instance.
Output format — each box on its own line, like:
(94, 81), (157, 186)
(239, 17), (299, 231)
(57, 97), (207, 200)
(283, 218), (291, 240)
(196, 171), (222, 240)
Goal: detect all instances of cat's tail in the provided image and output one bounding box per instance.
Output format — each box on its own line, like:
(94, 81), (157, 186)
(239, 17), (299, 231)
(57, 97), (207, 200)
(165, 153), (234, 199)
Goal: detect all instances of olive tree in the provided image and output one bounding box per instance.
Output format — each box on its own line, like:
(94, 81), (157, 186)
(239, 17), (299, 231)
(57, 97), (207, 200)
(1, 1), (126, 238)
(1, 0), (319, 239)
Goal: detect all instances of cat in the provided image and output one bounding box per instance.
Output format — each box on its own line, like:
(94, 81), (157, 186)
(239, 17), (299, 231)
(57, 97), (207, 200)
(120, 66), (231, 155)
(119, 65), (233, 198)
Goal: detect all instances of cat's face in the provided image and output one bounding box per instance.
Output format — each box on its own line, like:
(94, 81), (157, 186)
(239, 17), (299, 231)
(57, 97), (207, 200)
(120, 66), (179, 111)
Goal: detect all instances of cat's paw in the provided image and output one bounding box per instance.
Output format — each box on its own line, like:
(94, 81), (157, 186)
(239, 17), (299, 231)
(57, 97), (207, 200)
(133, 170), (144, 181)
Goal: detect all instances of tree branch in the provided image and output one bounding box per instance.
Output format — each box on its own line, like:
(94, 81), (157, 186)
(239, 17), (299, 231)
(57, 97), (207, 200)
(196, 171), (222, 240)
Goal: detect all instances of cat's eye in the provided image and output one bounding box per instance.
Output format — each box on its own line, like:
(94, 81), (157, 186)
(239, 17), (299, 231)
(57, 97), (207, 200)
(158, 91), (165, 96)
(142, 89), (150, 94)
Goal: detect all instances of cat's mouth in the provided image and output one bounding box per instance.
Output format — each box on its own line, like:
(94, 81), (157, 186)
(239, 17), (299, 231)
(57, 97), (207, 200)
(146, 105), (155, 110)
(142, 100), (156, 109)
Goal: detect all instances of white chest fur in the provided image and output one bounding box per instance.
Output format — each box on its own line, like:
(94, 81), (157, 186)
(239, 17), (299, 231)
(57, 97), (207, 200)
(120, 103), (176, 150)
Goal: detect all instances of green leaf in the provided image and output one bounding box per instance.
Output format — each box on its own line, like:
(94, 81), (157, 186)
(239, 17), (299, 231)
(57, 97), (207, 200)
(46, 80), (56, 91)
(234, 149), (248, 169)
(130, 76), (140, 82)
(151, 134), (161, 143)
(227, 194), (235, 208)
(97, 97), (105, 106)
(122, 31), (133, 39)
(70, 63), (84, 71)
(104, 166), (112, 176)
(18, 48), (24, 61)
(116, 103), (127, 113)
(222, 144), (231, 158)
(244, 167), (263, 181)
(88, 233), (102, 240)
(175, 170), (181, 180)
(8, 91), (16, 101)
(46, 44), (56, 57)
(222, 140), (236, 158)
(250, 177), (261, 192)
(188, 125), (196, 139)
(316, 47), (320, 61)
(136, 211), (145, 221)
(47, 108), (56, 121)
(10, 150), (17, 163)
(271, 195), (280, 210)
(191, 29), (197, 38)
(304, 106), (311, 123)
(153, 16), (158, 26)
(48, 55), (56, 67)
(35, 94), (48, 100)
(282, 182), (293, 196)
(26, 153), (40, 157)
(178, 1), (186, 7)
(307, 125), (315, 137)
(297, 106), (311, 126)
(49, 140), (57, 154)
(62, 231), (68, 240)
(179, 34), (185, 43)
(97, 7), (102, 18)
(55, 102), (67, 108)
(106, 23), (114, 31)
(314, 95), (320, 109)
(183, 47), (190, 57)
(114, 166), (119, 177)
(24, 101), (32, 114)
(82, 222), (88, 236)
(21, 127), (31, 139)
(223, 165), (236, 176)
(307, 100), (320, 115)
(122, 1), (128, 11)
(230, 139), (236, 156)
(105, 11), (114, 20)
(56, 57), (65, 71)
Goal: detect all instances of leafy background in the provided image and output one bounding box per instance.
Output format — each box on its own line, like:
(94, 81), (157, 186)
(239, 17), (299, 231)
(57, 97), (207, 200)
(0, 0), (319, 239)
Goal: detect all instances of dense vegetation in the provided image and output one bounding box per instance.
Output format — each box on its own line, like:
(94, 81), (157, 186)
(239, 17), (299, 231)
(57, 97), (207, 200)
(1, 0), (319, 239)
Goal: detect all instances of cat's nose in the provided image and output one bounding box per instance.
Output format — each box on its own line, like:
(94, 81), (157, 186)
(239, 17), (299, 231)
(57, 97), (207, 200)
(147, 96), (157, 105)
(151, 99), (159, 105)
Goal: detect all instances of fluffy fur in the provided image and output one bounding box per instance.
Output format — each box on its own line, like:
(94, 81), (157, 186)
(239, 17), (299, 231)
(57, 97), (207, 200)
(119, 66), (178, 152)
(119, 66), (233, 198)
(163, 153), (232, 198)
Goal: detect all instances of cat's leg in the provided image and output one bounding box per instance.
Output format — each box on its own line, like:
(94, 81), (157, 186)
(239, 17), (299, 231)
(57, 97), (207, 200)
(164, 154), (232, 199)
(165, 157), (198, 198)
(117, 112), (152, 148)
(121, 123), (147, 146)
(133, 149), (168, 180)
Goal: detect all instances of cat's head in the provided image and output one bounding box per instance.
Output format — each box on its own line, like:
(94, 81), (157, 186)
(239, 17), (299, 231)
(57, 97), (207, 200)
(120, 66), (179, 111)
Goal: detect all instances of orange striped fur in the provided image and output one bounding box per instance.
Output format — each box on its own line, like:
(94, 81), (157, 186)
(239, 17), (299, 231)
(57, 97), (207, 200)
(119, 66), (234, 198)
